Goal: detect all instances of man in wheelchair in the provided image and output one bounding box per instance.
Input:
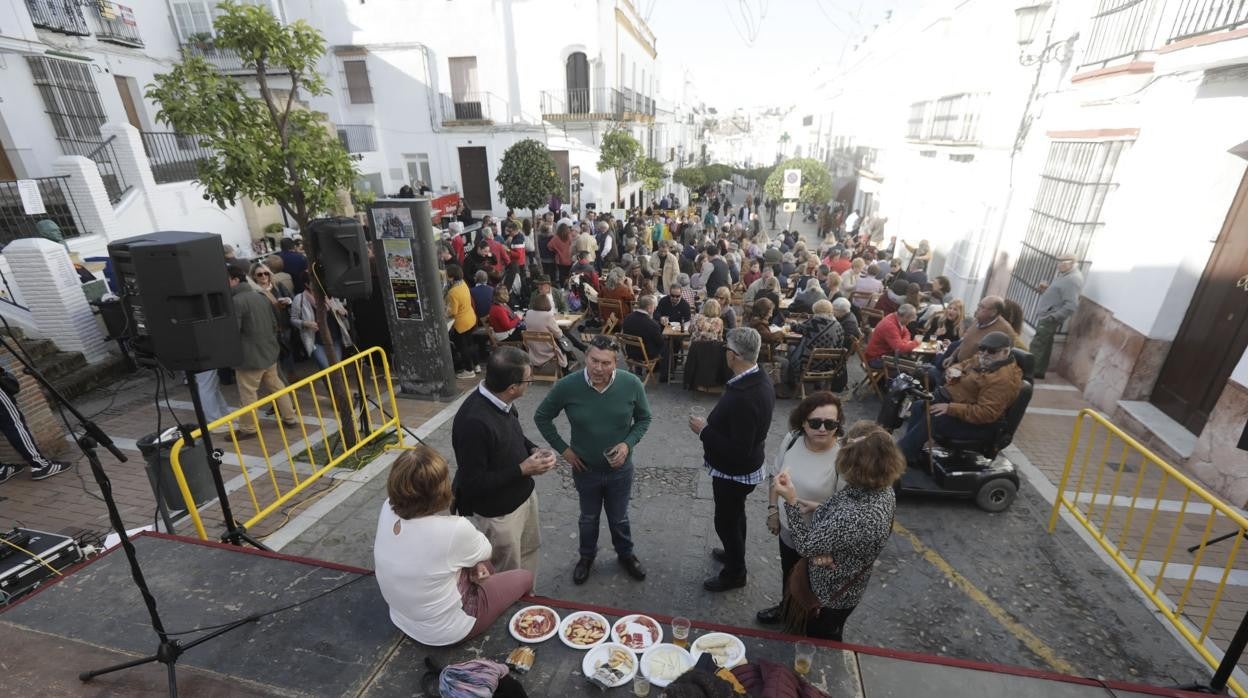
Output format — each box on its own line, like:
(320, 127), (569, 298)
(896, 331), (1022, 465)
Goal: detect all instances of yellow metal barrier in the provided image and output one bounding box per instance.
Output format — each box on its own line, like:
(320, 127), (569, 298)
(1049, 409), (1248, 697)
(170, 346), (404, 541)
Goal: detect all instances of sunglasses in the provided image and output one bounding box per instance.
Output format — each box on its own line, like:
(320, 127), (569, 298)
(806, 418), (840, 431)
(976, 346), (1002, 354)
(254, 272), (270, 277)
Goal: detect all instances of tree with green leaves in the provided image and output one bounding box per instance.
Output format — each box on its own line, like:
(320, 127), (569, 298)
(765, 158), (834, 229)
(672, 166), (707, 191)
(497, 139), (562, 224)
(636, 157), (667, 203)
(147, 0), (360, 442)
(597, 128), (640, 208)
(146, 0), (357, 230)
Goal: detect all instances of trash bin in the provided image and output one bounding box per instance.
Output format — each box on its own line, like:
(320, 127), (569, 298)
(137, 425), (216, 525)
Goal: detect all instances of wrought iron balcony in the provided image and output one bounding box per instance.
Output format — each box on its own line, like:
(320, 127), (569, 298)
(94, 0), (143, 47)
(0, 176), (87, 246)
(26, 0), (89, 36)
(1168, 0), (1248, 42)
(540, 87), (654, 122)
(1080, 0), (1161, 68)
(140, 131), (212, 184)
(180, 42), (251, 74)
(439, 92), (509, 125)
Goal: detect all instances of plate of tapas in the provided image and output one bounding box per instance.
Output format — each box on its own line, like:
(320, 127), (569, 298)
(508, 605), (560, 644)
(640, 643), (693, 687)
(611, 614), (663, 653)
(582, 642), (637, 688)
(559, 610), (610, 649)
(690, 632), (746, 668)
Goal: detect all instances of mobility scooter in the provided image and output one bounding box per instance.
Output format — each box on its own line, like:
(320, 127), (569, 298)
(876, 349), (1035, 512)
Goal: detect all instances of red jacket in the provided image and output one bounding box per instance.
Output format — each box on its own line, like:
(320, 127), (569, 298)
(487, 302), (522, 334)
(866, 312), (919, 362)
(452, 235), (466, 265)
(486, 238), (511, 267)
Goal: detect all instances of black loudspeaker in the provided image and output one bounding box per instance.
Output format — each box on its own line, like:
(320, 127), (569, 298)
(305, 217), (372, 299)
(107, 231), (242, 372)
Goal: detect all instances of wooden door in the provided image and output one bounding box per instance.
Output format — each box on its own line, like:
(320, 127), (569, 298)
(115, 75), (142, 129)
(0, 146), (15, 180)
(1151, 168), (1248, 433)
(457, 147), (490, 211)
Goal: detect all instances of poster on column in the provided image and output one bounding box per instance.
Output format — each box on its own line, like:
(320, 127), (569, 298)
(374, 207), (414, 239)
(383, 239), (422, 320)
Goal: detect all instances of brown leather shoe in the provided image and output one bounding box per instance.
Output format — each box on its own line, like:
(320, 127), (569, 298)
(618, 555), (646, 581)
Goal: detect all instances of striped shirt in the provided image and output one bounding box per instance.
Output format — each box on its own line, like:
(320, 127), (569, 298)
(703, 365), (767, 485)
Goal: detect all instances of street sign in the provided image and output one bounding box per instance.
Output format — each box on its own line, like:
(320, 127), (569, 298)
(782, 169), (802, 199)
(17, 180), (44, 216)
(783, 201), (797, 213)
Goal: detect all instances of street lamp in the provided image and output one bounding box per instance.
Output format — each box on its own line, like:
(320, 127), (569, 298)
(1015, 2), (1078, 65)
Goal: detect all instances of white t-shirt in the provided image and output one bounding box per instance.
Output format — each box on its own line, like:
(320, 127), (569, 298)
(768, 431), (843, 548)
(373, 501), (492, 646)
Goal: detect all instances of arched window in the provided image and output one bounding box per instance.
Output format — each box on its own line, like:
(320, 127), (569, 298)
(566, 52), (589, 114)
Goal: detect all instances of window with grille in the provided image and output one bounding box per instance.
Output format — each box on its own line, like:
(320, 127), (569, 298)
(25, 56), (107, 150)
(343, 59), (374, 104)
(1006, 139), (1129, 326)
(170, 0), (215, 41)
(907, 101), (929, 139)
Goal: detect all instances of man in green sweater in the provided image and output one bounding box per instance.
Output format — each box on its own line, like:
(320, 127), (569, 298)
(535, 334), (652, 585)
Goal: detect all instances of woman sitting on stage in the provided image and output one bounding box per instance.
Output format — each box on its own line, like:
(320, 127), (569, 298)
(373, 445), (533, 646)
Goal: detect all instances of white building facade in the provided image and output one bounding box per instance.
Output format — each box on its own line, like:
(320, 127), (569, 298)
(823, 0), (1248, 504)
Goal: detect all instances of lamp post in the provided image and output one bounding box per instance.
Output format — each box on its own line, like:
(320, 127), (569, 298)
(1015, 2), (1079, 65)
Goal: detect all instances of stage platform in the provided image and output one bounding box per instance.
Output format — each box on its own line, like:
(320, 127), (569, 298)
(0, 533), (1210, 697)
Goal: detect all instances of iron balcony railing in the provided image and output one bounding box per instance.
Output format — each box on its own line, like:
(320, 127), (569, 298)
(0, 176), (87, 247)
(26, 0), (89, 35)
(539, 87), (655, 122)
(1080, 0), (1162, 68)
(439, 92), (510, 124)
(140, 131), (212, 184)
(1168, 0), (1248, 41)
(61, 136), (129, 204)
(94, 0), (143, 47)
(336, 124), (376, 153)
(180, 42), (250, 73)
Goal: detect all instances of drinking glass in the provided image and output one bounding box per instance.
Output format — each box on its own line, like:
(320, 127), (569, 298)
(688, 406), (706, 421)
(794, 641), (815, 675)
(671, 617), (691, 648)
(633, 674), (651, 696)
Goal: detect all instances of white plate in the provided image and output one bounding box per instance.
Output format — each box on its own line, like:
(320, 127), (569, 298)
(507, 605), (560, 644)
(610, 614), (664, 653)
(640, 643), (693, 687)
(581, 642), (637, 688)
(690, 632), (747, 668)
(558, 610), (610, 650)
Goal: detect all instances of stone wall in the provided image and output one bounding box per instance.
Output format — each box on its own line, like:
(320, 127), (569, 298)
(1059, 297), (1169, 412)
(0, 347), (69, 464)
(1186, 382), (1248, 508)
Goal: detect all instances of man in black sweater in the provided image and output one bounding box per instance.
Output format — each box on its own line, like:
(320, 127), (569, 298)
(688, 327), (776, 591)
(654, 282), (692, 325)
(451, 347), (556, 587)
(621, 295), (666, 378)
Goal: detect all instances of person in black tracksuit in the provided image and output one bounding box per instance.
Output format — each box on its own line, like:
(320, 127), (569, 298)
(0, 367), (72, 484)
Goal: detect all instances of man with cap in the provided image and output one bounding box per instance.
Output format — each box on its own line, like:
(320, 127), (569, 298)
(1030, 253), (1084, 379)
(896, 331), (1022, 465)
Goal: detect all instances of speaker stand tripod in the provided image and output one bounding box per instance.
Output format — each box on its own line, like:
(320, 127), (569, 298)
(0, 334), (259, 696)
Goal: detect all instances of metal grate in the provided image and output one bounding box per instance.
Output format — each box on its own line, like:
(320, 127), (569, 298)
(26, 0), (89, 35)
(1007, 139), (1129, 326)
(336, 124), (376, 153)
(1079, 0), (1160, 69)
(141, 131), (212, 184)
(907, 101), (928, 139)
(95, 0), (144, 47)
(1168, 0), (1248, 42)
(26, 56), (107, 143)
(0, 176), (86, 247)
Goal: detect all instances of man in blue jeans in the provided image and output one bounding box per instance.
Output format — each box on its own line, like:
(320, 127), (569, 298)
(534, 334), (652, 585)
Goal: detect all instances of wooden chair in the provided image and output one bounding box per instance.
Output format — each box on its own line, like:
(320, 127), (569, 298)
(598, 298), (624, 333)
(851, 338), (886, 400)
(881, 355), (930, 385)
(860, 307), (885, 329)
(615, 333), (659, 385)
(600, 314), (618, 336)
(487, 328), (524, 352)
(798, 347), (849, 399)
(849, 290), (879, 309)
(521, 331), (565, 382)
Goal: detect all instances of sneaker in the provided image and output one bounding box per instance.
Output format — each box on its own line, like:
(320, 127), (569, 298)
(456, 370), (475, 379)
(31, 460), (72, 481)
(0, 463), (23, 484)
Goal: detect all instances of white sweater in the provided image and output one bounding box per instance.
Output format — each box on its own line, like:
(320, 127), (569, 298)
(768, 431), (843, 549)
(373, 502), (491, 646)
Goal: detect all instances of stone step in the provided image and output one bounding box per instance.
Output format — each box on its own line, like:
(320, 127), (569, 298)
(33, 351), (88, 382)
(50, 354), (131, 401)
(13, 338), (58, 362)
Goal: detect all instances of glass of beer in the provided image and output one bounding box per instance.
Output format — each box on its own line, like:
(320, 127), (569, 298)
(633, 674), (651, 696)
(671, 616), (691, 648)
(794, 641), (815, 675)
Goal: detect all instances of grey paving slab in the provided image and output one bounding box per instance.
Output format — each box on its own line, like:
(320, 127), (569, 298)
(857, 653), (1110, 697)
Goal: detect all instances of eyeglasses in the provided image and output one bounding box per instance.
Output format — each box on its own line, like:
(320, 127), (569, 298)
(254, 272), (270, 277)
(806, 418), (840, 431)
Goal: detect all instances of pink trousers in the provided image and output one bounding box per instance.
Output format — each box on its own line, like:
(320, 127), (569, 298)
(459, 566), (535, 639)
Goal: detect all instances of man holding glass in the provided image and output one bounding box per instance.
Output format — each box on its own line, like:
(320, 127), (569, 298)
(535, 335), (652, 585)
(451, 347), (556, 589)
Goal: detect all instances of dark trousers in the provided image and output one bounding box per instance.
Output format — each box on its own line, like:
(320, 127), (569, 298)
(778, 537), (800, 600)
(449, 327), (477, 372)
(0, 389), (50, 468)
(896, 400), (999, 463)
(573, 465), (634, 559)
(712, 477), (757, 579)
(806, 606), (856, 642)
(1031, 316), (1061, 376)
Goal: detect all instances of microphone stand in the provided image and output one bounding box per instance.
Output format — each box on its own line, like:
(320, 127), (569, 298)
(0, 333), (258, 696)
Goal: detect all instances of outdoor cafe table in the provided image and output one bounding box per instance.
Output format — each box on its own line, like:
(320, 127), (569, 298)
(661, 323), (690, 382)
(393, 596), (860, 696)
(555, 313), (584, 330)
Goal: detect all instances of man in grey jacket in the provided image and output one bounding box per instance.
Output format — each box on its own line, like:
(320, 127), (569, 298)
(1030, 253), (1084, 378)
(229, 263), (298, 436)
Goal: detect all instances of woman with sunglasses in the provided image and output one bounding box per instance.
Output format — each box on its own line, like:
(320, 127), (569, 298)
(249, 262), (294, 382)
(755, 391), (845, 625)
